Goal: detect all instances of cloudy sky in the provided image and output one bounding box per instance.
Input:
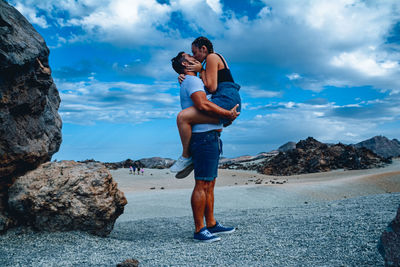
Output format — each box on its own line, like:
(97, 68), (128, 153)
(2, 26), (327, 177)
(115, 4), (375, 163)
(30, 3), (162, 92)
(10, 0), (400, 162)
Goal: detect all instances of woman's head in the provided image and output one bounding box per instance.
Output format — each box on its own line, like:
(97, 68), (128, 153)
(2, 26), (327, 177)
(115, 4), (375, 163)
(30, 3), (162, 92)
(192, 36), (213, 62)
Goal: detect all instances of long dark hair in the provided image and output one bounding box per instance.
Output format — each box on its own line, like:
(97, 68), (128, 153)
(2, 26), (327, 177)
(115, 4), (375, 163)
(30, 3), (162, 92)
(192, 36), (214, 53)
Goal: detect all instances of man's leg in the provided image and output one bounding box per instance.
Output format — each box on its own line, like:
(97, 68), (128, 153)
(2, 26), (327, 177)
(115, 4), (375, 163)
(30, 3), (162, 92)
(205, 179), (217, 228)
(191, 179), (209, 233)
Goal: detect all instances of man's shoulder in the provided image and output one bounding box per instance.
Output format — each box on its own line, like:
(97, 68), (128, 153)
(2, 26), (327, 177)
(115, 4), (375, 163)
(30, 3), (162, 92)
(181, 75), (204, 94)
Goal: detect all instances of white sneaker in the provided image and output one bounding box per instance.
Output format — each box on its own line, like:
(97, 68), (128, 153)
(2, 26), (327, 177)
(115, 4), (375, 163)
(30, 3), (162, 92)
(170, 156), (193, 173)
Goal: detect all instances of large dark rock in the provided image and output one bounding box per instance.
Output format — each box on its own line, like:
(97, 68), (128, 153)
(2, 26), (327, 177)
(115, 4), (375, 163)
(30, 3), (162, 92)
(355, 136), (400, 158)
(379, 205), (400, 267)
(8, 161), (127, 236)
(257, 137), (391, 176)
(0, 0), (62, 231)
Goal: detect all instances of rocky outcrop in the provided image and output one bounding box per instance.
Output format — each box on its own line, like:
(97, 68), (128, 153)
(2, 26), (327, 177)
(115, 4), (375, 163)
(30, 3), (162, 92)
(138, 157), (175, 169)
(378, 205), (400, 267)
(0, 0), (62, 231)
(81, 157), (175, 170)
(219, 152), (277, 170)
(8, 161), (127, 236)
(278, 141), (296, 152)
(257, 137), (391, 176)
(355, 136), (400, 158)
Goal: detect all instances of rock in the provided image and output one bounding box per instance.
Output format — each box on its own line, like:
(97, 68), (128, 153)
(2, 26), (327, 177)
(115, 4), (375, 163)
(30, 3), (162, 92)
(138, 157), (175, 169)
(257, 137), (391, 176)
(278, 141), (296, 152)
(378, 205), (400, 267)
(0, 0), (62, 229)
(8, 161), (127, 236)
(355, 136), (400, 158)
(117, 259), (139, 267)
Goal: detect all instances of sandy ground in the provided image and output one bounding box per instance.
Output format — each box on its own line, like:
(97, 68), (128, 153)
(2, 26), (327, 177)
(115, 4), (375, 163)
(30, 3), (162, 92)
(111, 158), (400, 221)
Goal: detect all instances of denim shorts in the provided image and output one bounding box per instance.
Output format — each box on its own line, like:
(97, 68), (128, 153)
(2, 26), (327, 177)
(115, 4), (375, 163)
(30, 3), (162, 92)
(190, 130), (222, 181)
(211, 82), (241, 126)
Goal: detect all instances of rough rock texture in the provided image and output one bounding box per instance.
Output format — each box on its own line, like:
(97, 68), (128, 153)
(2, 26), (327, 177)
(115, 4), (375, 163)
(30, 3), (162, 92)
(117, 259), (140, 267)
(379, 205), (400, 267)
(8, 161), (127, 236)
(0, 0), (62, 230)
(257, 137), (391, 176)
(81, 157), (175, 170)
(278, 141), (296, 152)
(138, 157), (175, 169)
(355, 136), (400, 158)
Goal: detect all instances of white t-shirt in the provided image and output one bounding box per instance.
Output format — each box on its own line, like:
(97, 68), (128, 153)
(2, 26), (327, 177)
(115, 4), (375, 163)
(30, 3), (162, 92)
(180, 75), (222, 133)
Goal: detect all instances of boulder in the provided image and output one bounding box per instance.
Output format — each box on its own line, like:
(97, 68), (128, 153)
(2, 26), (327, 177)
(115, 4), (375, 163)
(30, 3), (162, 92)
(379, 205), (400, 267)
(8, 161), (127, 236)
(0, 0), (62, 229)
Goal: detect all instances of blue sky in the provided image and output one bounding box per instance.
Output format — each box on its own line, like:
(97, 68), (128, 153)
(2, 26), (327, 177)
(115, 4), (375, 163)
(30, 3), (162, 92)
(10, 0), (400, 162)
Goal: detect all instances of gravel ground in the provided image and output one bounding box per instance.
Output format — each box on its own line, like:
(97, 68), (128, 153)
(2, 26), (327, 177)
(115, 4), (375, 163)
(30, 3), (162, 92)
(1, 192), (398, 266)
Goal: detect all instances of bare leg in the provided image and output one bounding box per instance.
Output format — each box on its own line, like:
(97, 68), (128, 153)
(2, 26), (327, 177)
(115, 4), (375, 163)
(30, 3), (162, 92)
(191, 180), (210, 232)
(177, 106), (220, 158)
(205, 179), (216, 228)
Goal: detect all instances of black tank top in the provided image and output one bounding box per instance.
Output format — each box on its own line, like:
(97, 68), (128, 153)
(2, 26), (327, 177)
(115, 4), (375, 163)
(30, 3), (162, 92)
(215, 53), (234, 83)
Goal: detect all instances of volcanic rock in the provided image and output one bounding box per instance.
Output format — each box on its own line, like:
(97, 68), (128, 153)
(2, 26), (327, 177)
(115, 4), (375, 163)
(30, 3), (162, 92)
(378, 205), (400, 267)
(355, 136), (400, 158)
(138, 157), (175, 169)
(257, 137), (391, 176)
(117, 259), (140, 267)
(8, 161), (127, 236)
(0, 0), (62, 231)
(278, 141), (296, 152)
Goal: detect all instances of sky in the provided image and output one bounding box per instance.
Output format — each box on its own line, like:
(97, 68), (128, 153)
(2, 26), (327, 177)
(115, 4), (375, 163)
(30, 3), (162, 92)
(9, 0), (400, 162)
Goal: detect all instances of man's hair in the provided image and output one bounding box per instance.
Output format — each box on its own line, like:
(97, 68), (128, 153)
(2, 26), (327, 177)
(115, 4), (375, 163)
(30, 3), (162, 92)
(171, 51), (186, 74)
(192, 36), (214, 53)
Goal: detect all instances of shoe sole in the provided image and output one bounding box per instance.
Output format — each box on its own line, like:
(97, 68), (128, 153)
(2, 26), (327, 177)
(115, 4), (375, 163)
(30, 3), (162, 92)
(208, 228), (236, 234)
(194, 237), (221, 243)
(175, 164), (194, 179)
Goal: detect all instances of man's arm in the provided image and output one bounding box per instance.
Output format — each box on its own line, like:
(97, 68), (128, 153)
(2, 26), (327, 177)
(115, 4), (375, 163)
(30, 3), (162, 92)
(191, 91), (239, 121)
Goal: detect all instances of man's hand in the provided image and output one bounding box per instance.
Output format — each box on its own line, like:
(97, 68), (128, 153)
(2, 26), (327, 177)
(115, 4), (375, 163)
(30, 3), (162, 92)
(186, 59), (202, 73)
(178, 74), (186, 84)
(227, 104), (240, 121)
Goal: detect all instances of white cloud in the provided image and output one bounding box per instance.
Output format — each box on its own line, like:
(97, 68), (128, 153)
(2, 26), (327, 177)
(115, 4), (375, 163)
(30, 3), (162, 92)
(56, 79), (180, 124)
(286, 73), (301, 80)
(331, 51), (399, 77)
(206, 0), (223, 14)
(243, 86), (282, 98)
(14, 2), (49, 28)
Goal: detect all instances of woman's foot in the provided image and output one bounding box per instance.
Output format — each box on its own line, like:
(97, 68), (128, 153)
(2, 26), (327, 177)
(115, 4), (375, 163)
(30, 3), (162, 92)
(170, 156), (193, 173)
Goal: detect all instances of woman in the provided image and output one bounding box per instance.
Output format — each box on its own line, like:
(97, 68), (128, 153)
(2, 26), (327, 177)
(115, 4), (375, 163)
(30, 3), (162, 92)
(170, 37), (241, 173)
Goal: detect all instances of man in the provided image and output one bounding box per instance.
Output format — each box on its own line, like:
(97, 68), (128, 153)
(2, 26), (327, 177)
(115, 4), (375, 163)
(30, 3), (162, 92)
(171, 52), (238, 243)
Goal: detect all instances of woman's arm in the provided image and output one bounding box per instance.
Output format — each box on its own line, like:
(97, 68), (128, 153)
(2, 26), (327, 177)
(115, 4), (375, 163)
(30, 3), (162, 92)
(201, 54), (219, 93)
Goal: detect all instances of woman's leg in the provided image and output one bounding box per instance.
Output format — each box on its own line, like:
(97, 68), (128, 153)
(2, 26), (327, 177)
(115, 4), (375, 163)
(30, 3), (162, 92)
(177, 106), (220, 158)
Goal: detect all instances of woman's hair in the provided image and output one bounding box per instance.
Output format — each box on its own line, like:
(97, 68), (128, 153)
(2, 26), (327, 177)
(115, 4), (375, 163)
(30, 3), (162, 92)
(192, 36), (214, 53)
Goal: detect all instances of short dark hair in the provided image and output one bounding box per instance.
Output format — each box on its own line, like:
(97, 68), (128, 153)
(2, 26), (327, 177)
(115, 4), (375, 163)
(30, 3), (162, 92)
(171, 51), (186, 74)
(192, 36), (214, 53)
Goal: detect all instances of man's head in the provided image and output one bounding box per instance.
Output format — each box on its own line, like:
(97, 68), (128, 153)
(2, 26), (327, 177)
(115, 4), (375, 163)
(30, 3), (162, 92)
(171, 52), (193, 74)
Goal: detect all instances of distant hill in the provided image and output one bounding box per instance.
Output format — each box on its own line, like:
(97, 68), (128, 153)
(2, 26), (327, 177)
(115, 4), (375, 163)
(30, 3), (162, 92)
(354, 136), (400, 158)
(278, 141), (296, 152)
